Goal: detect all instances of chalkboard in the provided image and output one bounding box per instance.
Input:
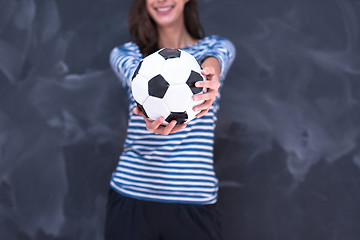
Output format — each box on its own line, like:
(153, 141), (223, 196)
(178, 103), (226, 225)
(0, 0), (359, 239)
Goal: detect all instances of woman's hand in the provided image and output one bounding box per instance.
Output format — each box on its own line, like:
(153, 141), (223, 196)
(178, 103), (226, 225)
(193, 57), (221, 118)
(133, 107), (187, 135)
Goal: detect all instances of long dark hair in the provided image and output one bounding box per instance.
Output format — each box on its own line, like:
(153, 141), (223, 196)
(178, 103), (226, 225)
(128, 0), (204, 57)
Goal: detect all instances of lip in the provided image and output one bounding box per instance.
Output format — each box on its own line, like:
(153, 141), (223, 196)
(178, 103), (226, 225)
(154, 5), (174, 15)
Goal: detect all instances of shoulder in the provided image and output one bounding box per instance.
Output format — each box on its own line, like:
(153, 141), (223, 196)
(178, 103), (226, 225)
(198, 35), (236, 62)
(193, 35), (236, 61)
(110, 42), (142, 58)
(200, 35), (235, 50)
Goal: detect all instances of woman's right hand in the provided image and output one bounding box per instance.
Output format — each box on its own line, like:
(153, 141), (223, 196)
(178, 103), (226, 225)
(133, 107), (187, 135)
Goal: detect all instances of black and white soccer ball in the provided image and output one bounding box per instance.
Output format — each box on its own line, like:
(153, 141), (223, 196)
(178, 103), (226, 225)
(131, 48), (206, 125)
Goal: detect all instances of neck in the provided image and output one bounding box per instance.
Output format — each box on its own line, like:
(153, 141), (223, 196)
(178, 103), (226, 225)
(157, 24), (197, 49)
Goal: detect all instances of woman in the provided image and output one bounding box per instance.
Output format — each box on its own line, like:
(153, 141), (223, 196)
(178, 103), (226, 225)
(105, 0), (235, 239)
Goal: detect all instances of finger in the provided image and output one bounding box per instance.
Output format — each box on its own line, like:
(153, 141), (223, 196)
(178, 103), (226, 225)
(196, 109), (209, 118)
(169, 122), (188, 134)
(193, 99), (214, 112)
(193, 91), (218, 102)
(133, 106), (141, 115)
(147, 117), (165, 131)
(156, 120), (176, 135)
(202, 72), (214, 81)
(134, 107), (150, 122)
(201, 67), (215, 76)
(195, 79), (220, 89)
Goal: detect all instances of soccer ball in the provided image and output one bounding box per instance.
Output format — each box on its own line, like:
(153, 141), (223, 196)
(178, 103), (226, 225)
(131, 48), (206, 125)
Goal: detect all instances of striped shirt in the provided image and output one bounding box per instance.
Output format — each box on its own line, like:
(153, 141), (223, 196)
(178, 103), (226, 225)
(109, 35), (236, 204)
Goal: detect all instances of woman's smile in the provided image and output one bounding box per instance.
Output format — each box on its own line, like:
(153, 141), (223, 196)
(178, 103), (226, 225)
(147, 0), (187, 27)
(154, 5), (175, 15)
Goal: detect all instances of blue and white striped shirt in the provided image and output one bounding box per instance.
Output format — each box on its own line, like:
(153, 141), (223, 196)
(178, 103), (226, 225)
(109, 35), (235, 204)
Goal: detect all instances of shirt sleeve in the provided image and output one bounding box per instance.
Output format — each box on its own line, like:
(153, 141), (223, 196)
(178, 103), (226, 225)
(109, 42), (143, 89)
(200, 36), (236, 86)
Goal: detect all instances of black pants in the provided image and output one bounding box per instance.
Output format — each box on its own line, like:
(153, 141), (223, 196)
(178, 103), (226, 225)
(104, 189), (222, 240)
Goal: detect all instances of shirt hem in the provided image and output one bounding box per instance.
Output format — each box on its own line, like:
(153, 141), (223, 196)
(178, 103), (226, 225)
(110, 181), (218, 205)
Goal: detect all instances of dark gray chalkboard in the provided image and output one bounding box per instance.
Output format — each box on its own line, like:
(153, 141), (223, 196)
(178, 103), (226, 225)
(1, 0), (359, 239)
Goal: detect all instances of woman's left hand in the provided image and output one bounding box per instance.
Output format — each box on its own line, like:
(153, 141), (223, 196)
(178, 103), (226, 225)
(192, 66), (220, 118)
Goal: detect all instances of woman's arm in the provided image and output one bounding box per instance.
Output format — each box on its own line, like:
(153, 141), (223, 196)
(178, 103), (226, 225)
(110, 43), (142, 89)
(193, 57), (221, 118)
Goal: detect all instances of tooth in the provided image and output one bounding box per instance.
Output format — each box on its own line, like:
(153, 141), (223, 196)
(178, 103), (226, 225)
(157, 7), (171, 12)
